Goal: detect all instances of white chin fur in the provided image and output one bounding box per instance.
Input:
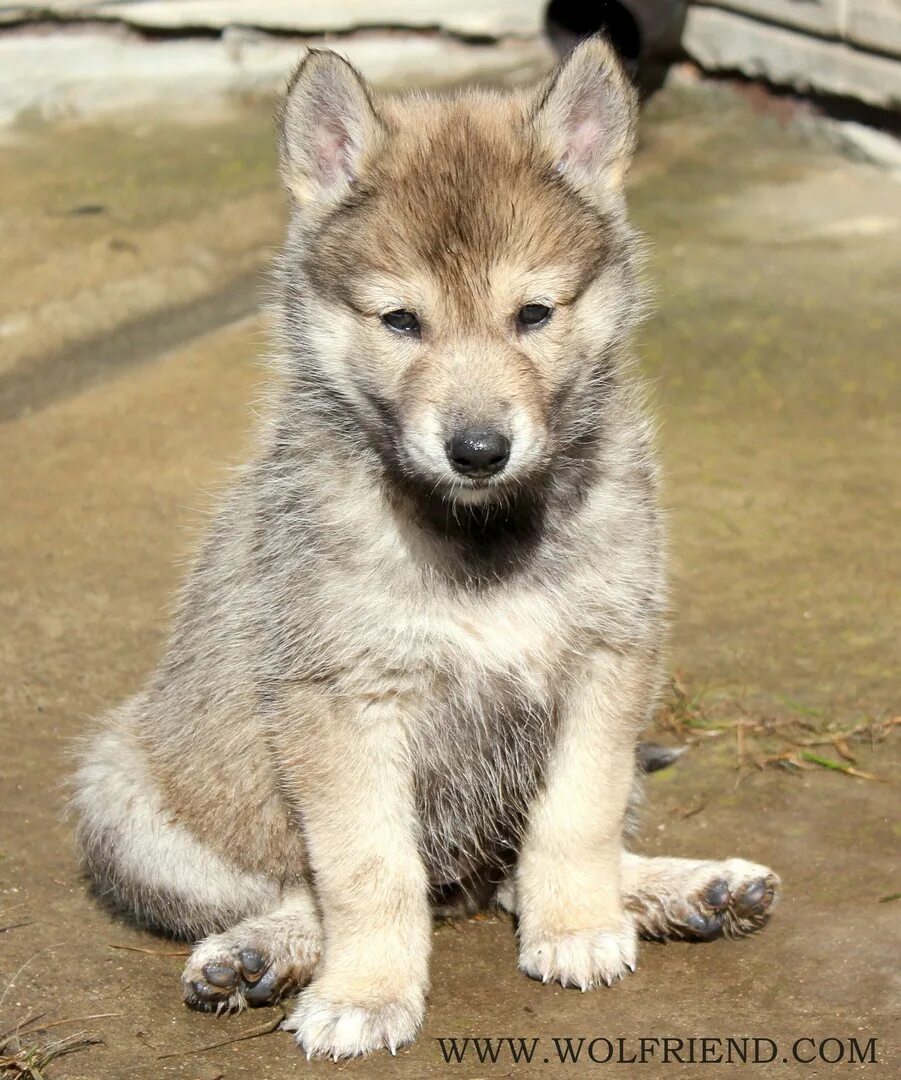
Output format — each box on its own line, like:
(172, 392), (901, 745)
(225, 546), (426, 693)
(445, 485), (498, 507)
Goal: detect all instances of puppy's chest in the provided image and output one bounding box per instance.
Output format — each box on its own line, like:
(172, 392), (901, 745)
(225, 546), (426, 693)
(422, 582), (572, 681)
(408, 589), (572, 882)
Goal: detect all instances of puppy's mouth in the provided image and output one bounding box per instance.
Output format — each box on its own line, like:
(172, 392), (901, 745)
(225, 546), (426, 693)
(397, 448), (526, 509)
(444, 473), (508, 505)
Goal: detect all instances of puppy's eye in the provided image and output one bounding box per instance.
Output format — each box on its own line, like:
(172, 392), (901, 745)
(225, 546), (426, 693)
(381, 309), (420, 335)
(517, 303), (553, 328)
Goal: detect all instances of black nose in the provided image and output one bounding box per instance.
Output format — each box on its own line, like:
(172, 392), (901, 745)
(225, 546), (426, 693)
(447, 428), (511, 477)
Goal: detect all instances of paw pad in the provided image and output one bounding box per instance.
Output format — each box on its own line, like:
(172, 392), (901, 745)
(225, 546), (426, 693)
(680, 867), (778, 942)
(183, 943), (308, 1012)
(185, 948), (274, 1011)
(703, 879), (731, 910)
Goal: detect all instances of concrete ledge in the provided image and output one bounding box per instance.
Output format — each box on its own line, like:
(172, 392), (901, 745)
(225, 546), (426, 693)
(690, 0), (844, 38)
(0, 26), (555, 126)
(1, 0), (546, 38)
(689, 0), (901, 61)
(683, 6), (901, 108)
(847, 0), (901, 59)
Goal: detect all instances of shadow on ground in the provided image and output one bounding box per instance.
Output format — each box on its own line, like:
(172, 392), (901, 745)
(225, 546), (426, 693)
(0, 77), (898, 1078)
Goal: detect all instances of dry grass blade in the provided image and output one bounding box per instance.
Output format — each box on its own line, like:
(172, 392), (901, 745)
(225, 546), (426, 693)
(107, 943), (191, 957)
(0, 1018), (47, 1048)
(736, 722), (748, 767)
(655, 675), (897, 783)
(655, 674), (720, 735)
(0, 1012), (119, 1078)
(799, 750), (884, 781)
(775, 694), (824, 718)
(0, 1027), (102, 1079)
(832, 734), (856, 762)
(156, 1012), (285, 1060)
(794, 715), (898, 750)
(17, 1015), (121, 1036)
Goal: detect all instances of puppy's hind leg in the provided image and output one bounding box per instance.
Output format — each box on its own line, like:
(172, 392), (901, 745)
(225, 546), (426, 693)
(73, 711), (323, 1011)
(621, 852), (780, 941)
(182, 888), (322, 1012)
(72, 712), (279, 940)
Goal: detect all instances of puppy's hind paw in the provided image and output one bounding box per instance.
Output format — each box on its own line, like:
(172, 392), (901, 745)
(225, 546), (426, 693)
(630, 858), (780, 942)
(182, 922), (319, 1013)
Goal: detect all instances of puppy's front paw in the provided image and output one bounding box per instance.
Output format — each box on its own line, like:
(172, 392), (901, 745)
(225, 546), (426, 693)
(284, 981), (424, 1060)
(519, 912), (637, 990)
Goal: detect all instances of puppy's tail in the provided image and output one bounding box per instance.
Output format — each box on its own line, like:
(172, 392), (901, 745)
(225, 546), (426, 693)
(637, 741), (686, 774)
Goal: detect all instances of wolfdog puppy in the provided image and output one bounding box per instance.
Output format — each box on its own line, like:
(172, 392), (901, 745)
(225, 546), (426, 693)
(72, 39), (779, 1058)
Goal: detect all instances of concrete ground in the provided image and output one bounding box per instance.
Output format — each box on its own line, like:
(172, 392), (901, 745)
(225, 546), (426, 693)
(1, 76), (899, 1078)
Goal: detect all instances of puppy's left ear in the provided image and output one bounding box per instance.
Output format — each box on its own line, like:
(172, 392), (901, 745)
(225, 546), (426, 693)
(532, 37), (638, 197)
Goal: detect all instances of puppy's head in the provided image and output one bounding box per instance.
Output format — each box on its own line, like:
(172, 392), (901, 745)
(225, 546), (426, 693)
(277, 41), (643, 510)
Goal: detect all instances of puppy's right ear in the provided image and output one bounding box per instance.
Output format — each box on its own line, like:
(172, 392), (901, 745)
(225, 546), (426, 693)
(531, 37), (638, 198)
(278, 50), (383, 206)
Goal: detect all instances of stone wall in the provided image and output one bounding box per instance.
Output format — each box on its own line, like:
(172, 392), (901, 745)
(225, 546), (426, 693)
(683, 1), (901, 109)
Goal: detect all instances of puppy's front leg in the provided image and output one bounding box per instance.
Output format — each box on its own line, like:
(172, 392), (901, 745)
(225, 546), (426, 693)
(517, 648), (654, 989)
(278, 689), (430, 1059)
